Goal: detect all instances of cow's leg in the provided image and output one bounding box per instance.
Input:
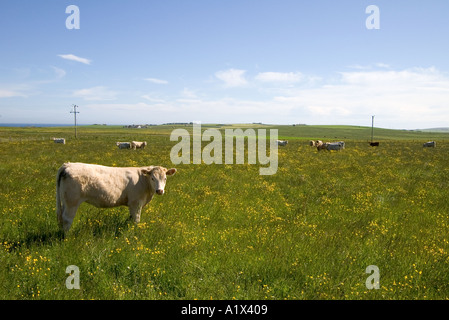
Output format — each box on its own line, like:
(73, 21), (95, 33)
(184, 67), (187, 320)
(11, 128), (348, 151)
(128, 203), (143, 223)
(57, 203), (65, 229)
(61, 200), (83, 232)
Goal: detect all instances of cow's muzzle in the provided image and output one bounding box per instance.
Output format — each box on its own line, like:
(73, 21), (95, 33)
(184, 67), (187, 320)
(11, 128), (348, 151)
(156, 189), (164, 195)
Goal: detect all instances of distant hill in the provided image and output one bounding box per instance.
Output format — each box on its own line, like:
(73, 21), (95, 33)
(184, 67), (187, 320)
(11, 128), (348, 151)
(418, 127), (449, 133)
(275, 125), (449, 141)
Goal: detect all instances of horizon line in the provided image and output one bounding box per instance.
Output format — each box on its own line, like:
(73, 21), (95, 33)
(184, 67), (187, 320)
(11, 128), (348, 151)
(0, 122), (447, 131)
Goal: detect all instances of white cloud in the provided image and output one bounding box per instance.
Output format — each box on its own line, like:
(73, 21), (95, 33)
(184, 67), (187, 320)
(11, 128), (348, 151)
(347, 64), (372, 70)
(375, 63), (391, 69)
(347, 63), (391, 70)
(0, 88), (27, 98)
(58, 54), (91, 65)
(82, 102), (181, 123)
(19, 65), (446, 129)
(0, 66), (65, 100)
(137, 67), (449, 128)
(73, 86), (117, 101)
(0, 82), (33, 98)
(255, 71), (303, 83)
(271, 67), (449, 128)
(86, 102), (155, 111)
(141, 94), (166, 103)
(181, 88), (198, 99)
(51, 66), (66, 79)
(144, 78), (168, 84)
(215, 68), (248, 87)
(141, 66), (448, 128)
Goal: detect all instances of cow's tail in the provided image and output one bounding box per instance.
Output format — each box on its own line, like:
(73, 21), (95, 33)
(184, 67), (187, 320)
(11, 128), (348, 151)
(56, 165), (67, 229)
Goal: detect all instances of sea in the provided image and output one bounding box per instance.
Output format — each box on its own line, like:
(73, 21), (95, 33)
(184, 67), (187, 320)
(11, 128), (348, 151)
(0, 123), (77, 127)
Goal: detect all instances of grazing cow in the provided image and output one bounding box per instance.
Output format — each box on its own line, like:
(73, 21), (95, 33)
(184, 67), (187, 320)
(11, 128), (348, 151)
(309, 140), (316, 147)
(318, 141), (345, 151)
(423, 141), (436, 148)
(276, 140), (288, 146)
(116, 142), (131, 149)
(316, 141), (328, 151)
(53, 138), (66, 144)
(56, 162), (177, 231)
(326, 142), (344, 151)
(131, 141), (147, 150)
(370, 142), (380, 147)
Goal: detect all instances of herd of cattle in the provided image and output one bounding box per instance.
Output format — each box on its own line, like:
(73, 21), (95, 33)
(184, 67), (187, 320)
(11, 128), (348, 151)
(308, 140), (346, 151)
(275, 139), (437, 151)
(52, 137), (439, 231)
(116, 141), (147, 150)
(277, 139), (346, 151)
(53, 137), (437, 151)
(52, 137), (147, 150)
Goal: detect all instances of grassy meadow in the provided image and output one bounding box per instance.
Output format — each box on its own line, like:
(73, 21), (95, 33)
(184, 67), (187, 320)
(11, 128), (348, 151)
(0, 124), (448, 300)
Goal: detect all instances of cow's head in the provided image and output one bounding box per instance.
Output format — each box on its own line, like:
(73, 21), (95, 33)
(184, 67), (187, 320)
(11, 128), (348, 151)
(142, 166), (177, 195)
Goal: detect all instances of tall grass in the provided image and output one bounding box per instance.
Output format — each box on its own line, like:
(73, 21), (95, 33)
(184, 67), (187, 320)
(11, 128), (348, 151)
(0, 126), (448, 299)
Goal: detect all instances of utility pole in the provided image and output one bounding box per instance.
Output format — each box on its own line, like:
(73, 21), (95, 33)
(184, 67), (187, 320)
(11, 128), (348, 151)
(371, 115), (375, 143)
(70, 104), (80, 138)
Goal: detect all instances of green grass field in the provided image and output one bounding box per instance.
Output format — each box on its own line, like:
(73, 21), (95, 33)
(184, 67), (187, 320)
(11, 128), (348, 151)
(1, 124), (448, 299)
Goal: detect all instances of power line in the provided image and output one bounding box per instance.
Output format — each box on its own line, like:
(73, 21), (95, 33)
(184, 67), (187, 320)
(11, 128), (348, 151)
(70, 104), (80, 138)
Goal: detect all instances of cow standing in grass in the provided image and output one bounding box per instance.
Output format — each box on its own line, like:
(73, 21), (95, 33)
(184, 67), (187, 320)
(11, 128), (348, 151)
(316, 141), (327, 151)
(53, 138), (66, 144)
(131, 141), (147, 150)
(423, 141), (436, 148)
(116, 142), (131, 149)
(276, 140), (288, 146)
(326, 142), (344, 151)
(56, 162), (177, 231)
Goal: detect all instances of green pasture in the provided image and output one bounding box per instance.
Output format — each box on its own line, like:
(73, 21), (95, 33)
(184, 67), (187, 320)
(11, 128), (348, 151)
(0, 124), (448, 299)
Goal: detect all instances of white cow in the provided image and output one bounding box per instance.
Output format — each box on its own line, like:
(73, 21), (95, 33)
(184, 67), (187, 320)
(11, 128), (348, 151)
(56, 162), (177, 231)
(423, 141), (436, 147)
(131, 141), (147, 150)
(276, 140), (288, 146)
(326, 141), (345, 151)
(53, 138), (66, 144)
(316, 141), (327, 151)
(116, 142), (131, 149)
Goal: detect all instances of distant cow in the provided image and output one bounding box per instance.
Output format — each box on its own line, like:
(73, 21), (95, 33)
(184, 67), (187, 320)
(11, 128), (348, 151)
(316, 141), (327, 151)
(309, 140), (316, 147)
(337, 141), (345, 149)
(53, 138), (66, 144)
(116, 142), (131, 149)
(423, 141), (436, 148)
(370, 142), (380, 147)
(276, 140), (288, 146)
(131, 141), (147, 150)
(56, 162), (177, 231)
(326, 142), (344, 151)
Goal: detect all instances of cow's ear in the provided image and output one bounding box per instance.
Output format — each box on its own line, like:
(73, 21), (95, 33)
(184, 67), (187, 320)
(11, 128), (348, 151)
(166, 168), (177, 176)
(141, 167), (154, 176)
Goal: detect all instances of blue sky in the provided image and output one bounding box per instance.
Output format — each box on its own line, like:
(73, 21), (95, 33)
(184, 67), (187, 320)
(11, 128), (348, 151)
(1, 0), (449, 129)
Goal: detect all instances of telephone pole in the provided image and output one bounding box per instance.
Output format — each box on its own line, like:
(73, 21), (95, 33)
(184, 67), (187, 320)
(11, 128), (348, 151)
(70, 104), (80, 138)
